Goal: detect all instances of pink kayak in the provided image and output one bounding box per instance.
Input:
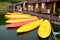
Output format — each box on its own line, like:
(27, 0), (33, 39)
(6, 19), (38, 28)
(8, 18), (30, 20)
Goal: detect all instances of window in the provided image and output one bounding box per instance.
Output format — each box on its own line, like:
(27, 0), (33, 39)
(42, 3), (45, 8)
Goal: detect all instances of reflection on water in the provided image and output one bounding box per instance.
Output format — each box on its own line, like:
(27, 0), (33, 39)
(52, 24), (60, 32)
(0, 25), (60, 40)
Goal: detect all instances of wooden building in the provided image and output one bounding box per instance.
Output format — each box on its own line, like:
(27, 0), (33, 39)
(24, 0), (60, 14)
(24, 0), (37, 12)
(8, 4), (16, 12)
(38, 0), (60, 14)
(8, 2), (23, 12)
(26, 0), (41, 12)
(22, 0), (41, 12)
(9, 0), (60, 14)
(15, 2), (23, 11)
(23, 0), (60, 13)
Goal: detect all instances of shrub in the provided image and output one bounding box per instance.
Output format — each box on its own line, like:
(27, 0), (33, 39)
(36, 8), (41, 13)
(10, 0), (25, 3)
(58, 8), (60, 15)
(0, 0), (25, 3)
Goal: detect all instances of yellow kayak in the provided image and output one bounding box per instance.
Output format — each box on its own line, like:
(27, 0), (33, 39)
(16, 19), (43, 33)
(5, 15), (38, 19)
(6, 18), (39, 23)
(38, 20), (51, 38)
(5, 14), (31, 18)
(8, 16), (38, 20)
(5, 14), (30, 16)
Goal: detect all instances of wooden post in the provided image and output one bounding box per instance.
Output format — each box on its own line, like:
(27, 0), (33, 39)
(23, 2), (25, 10)
(53, 2), (56, 14)
(35, 3), (38, 12)
(41, 3), (46, 13)
(36, 3), (38, 8)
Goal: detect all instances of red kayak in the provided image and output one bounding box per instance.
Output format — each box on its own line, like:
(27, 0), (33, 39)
(6, 19), (38, 28)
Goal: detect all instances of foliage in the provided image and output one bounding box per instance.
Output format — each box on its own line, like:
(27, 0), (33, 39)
(0, 2), (10, 14)
(54, 8), (60, 16)
(55, 8), (58, 13)
(0, 2), (10, 25)
(10, 0), (25, 3)
(36, 8), (41, 13)
(58, 9), (60, 14)
(0, 0), (25, 3)
(0, 11), (7, 25)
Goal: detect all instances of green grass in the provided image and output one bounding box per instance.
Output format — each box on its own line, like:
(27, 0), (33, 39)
(0, 1), (11, 25)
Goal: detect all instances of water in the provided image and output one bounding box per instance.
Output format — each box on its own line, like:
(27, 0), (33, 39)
(0, 25), (60, 40)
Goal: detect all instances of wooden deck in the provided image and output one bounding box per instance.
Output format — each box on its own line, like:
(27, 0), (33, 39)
(22, 11), (60, 26)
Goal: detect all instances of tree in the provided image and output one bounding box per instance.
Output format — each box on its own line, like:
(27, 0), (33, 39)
(0, 0), (25, 3)
(10, 0), (25, 3)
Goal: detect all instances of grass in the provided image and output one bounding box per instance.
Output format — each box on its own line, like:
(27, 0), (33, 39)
(0, 1), (11, 13)
(0, 1), (11, 25)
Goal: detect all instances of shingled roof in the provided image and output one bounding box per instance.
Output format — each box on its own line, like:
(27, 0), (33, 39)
(10, 0), (60, 6)
(38, 0), (60, 2)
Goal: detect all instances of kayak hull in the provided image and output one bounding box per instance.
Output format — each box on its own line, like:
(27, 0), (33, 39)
(16, 19), (43, 33)
(6, 19), (37, 28)
(6, 12), (23, 15)
(5, 14), (31, 18)
(38, 20), (51, 38)
(6, 18), (38, 23)
(8, 16), (38, 20)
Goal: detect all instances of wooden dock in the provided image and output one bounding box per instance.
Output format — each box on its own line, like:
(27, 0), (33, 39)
(22, 11), (60, 26)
